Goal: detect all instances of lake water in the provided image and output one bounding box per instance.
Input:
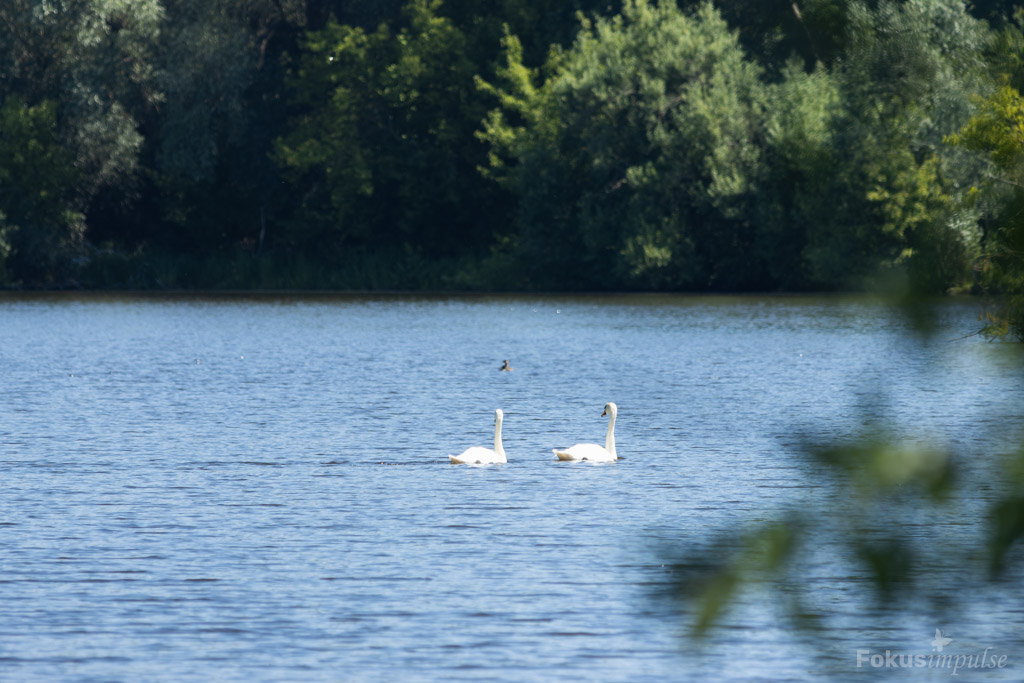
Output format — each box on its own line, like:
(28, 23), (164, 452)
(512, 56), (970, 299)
(1, 293), (1023, 681)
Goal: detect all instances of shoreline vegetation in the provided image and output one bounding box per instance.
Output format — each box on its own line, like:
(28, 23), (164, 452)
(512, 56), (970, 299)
(1, 1), (1023, 335)
(0, 246), (980, 299)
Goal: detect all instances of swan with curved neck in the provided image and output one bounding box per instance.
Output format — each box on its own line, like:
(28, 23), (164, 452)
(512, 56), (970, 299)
(449, 409), (507, 464)
(553, 402), (617, 462)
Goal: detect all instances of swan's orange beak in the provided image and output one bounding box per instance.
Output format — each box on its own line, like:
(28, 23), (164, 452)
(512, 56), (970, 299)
(601, 408), (607, 417)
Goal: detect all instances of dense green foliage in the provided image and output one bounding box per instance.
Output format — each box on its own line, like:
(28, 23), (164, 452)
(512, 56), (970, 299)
(480, 2), (767, 290)
(274, 1), (497, 259)
(947, 9), (1024, 339)
(0, 0), (1023, 311)
(480, 0), (987, 291)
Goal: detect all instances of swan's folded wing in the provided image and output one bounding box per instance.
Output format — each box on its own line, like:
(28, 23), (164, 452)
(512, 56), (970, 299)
(553, 443), (611, 461)
(450, 447), (503, 464)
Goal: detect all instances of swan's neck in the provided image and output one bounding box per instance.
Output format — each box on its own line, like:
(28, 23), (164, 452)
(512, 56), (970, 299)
(605, 412), (616, 457)
(494, 416), (505, 457)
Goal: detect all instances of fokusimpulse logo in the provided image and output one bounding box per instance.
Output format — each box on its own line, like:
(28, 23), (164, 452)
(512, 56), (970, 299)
(855, 629), (1009, 676)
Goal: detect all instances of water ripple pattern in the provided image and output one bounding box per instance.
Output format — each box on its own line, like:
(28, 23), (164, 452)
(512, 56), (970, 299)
(0, 293), (1022, 681)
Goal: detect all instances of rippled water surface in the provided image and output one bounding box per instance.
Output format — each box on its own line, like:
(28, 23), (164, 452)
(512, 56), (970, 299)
(2, 293), (1023, 681)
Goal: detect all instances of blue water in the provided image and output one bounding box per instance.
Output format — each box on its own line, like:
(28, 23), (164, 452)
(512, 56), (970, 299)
(1, 293), (1022, 681)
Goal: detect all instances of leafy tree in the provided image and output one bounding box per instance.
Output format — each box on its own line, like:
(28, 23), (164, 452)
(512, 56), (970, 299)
(275, 0), (501, 261)
(0, 0), (162, 282)
(760, 0), (986, 290)
(480, 1), (767, 290)
(126, 0), (307, 255)
(755, 62), (841, 288)
(945, 7), (1024, 340)
(948, 84), (1024, 339)
(0, 98), (82, 286)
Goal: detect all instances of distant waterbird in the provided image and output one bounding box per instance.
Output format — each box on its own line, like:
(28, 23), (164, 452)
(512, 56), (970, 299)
(500, 360), (513, 372)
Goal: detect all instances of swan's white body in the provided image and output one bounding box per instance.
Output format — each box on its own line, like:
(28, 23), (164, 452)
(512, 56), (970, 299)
(553, 402), (618, 462)
(449, 409), (507, 464)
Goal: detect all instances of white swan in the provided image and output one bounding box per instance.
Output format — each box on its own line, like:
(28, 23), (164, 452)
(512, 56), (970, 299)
(553, 402), (618, 462)
(449, 409), (507, 464)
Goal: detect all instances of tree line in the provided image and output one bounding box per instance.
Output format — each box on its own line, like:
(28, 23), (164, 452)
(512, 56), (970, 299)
(1, 0), (1023, 332)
